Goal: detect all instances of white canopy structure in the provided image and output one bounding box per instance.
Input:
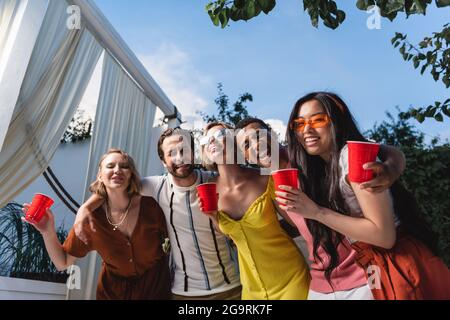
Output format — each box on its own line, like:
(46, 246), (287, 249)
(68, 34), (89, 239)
(0, 0), (182, 299)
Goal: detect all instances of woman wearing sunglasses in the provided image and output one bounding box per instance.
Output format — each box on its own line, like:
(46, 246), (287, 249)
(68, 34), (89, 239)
(275, 92), (450, 299)
(234, 117), (405, 193)
(199, 122), (310, 300)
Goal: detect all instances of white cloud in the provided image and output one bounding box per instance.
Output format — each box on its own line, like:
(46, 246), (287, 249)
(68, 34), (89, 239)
(79, 44), (213, 130)
(137, 43), (213, 130)
(265, 118), (288, 141)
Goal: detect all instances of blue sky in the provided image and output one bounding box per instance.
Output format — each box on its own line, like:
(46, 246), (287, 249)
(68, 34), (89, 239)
(87, 0), (450, 142)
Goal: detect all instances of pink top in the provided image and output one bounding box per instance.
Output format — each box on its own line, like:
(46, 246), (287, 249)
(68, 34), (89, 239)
(288, 214), (367, 293)
(288, 145), (377, 293)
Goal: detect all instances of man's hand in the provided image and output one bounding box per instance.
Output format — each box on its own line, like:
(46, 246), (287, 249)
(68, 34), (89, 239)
(359, 162), (398, 193)
(363, 144), (406, 193)
(74, 205), (96, 245)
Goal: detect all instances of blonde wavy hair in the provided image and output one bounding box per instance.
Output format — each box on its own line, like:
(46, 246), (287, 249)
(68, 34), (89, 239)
(89, 149), (141, 198)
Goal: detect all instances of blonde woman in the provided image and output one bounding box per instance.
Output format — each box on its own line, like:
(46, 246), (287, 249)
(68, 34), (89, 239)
(23, 149), (171, 300)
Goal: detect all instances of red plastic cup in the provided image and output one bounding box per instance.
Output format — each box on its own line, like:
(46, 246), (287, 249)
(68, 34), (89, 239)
(347, 141), (380, 183)
(25, 193), (54, 223)
(196, 183), (218, 212)
(271, 168), (300, 192)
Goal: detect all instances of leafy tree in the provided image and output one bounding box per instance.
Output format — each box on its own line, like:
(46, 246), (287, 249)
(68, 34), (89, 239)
(365, 108), (450, 266)
(206, 1), (450, 123)
(392, 24), (450, 122)
(198, 83), (253, 125)
(61, 110), (93, 144)
(206, 0), (449, 30)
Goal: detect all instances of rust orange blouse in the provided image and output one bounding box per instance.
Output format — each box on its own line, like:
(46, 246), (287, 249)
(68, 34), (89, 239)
(63, 196), (171, 300)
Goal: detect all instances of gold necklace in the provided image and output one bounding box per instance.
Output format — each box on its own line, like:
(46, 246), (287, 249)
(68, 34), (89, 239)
(105, 198), (132, 231)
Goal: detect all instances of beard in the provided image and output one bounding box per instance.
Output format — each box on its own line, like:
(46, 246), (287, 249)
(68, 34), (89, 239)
(168, 164), (195, 179)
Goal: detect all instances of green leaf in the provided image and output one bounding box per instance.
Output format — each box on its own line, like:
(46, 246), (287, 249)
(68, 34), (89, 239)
(419, 40), (429, 48)
(219, 10), (229, 28)
(436, 0), (450, 8)
(211, 13), (220, 26)
(307, 7), (319, 28)
(442, 106), (450, 117)
(412, 0), (426, 14)
(255, 4), (262, 17)
(420, 64), (428, 75)
(383, 0), (405, 15)
(416, 113), (426, 123)
(229, 6), (241, 21)
(328, 0), (338, 12)
(318, 1), (329, 20)
(434, 113), (444, 122)
(444, 77), (450, 88)
(431, 68), (440, 81)
(356, 0), (371, 10)
(256, 0), (276, 14)
(245, 1), (257, 20)
(429, 54), (437, 65)
(425, 105), (437, 117)
(336, 10), (346, 23)
(234, 0), (246, 9)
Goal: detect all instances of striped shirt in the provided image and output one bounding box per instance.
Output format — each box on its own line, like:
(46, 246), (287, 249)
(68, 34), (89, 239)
(141, 169), (240, 296)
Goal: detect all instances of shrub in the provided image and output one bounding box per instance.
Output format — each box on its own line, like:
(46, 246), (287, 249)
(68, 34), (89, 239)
(0, 202), (69, 283)
(365, 109), (450, 266)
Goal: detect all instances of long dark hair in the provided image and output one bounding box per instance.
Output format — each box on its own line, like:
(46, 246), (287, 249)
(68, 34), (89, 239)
(286, 92), (365, 282)
(286, 92), (437, 283)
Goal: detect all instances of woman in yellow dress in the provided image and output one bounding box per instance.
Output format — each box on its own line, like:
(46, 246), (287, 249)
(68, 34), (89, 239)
(199, 122), (310, 300)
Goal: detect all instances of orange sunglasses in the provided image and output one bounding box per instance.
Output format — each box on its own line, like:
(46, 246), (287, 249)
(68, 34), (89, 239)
(290, 113), (331, 132)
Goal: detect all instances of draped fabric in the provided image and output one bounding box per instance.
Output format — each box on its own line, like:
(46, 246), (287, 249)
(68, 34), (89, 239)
(1, 0), (164, 301)
(83, 52), (156, 199)
(0, 0), (48, 149)
(0, 0), (102, 207)
(0, 0), (20, 55)
(77, 52), (158, 300)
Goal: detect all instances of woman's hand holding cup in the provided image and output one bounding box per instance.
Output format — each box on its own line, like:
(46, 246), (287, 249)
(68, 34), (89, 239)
(22, 203), (56, 236)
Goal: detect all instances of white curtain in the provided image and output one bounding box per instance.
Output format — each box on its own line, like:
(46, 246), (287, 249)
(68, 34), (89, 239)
(0, 0), (48, 149)
(0, 0), (102, 207)
(77, 53), (157, 301)
(0, 0), (19, 55)
(83, 52), (156, 200)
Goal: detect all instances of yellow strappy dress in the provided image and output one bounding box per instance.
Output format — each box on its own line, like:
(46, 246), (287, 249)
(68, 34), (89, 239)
(218, 177), (310, 300)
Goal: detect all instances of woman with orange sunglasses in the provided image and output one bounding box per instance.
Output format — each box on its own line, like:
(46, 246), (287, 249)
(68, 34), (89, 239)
(275, 92), (450, 300)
